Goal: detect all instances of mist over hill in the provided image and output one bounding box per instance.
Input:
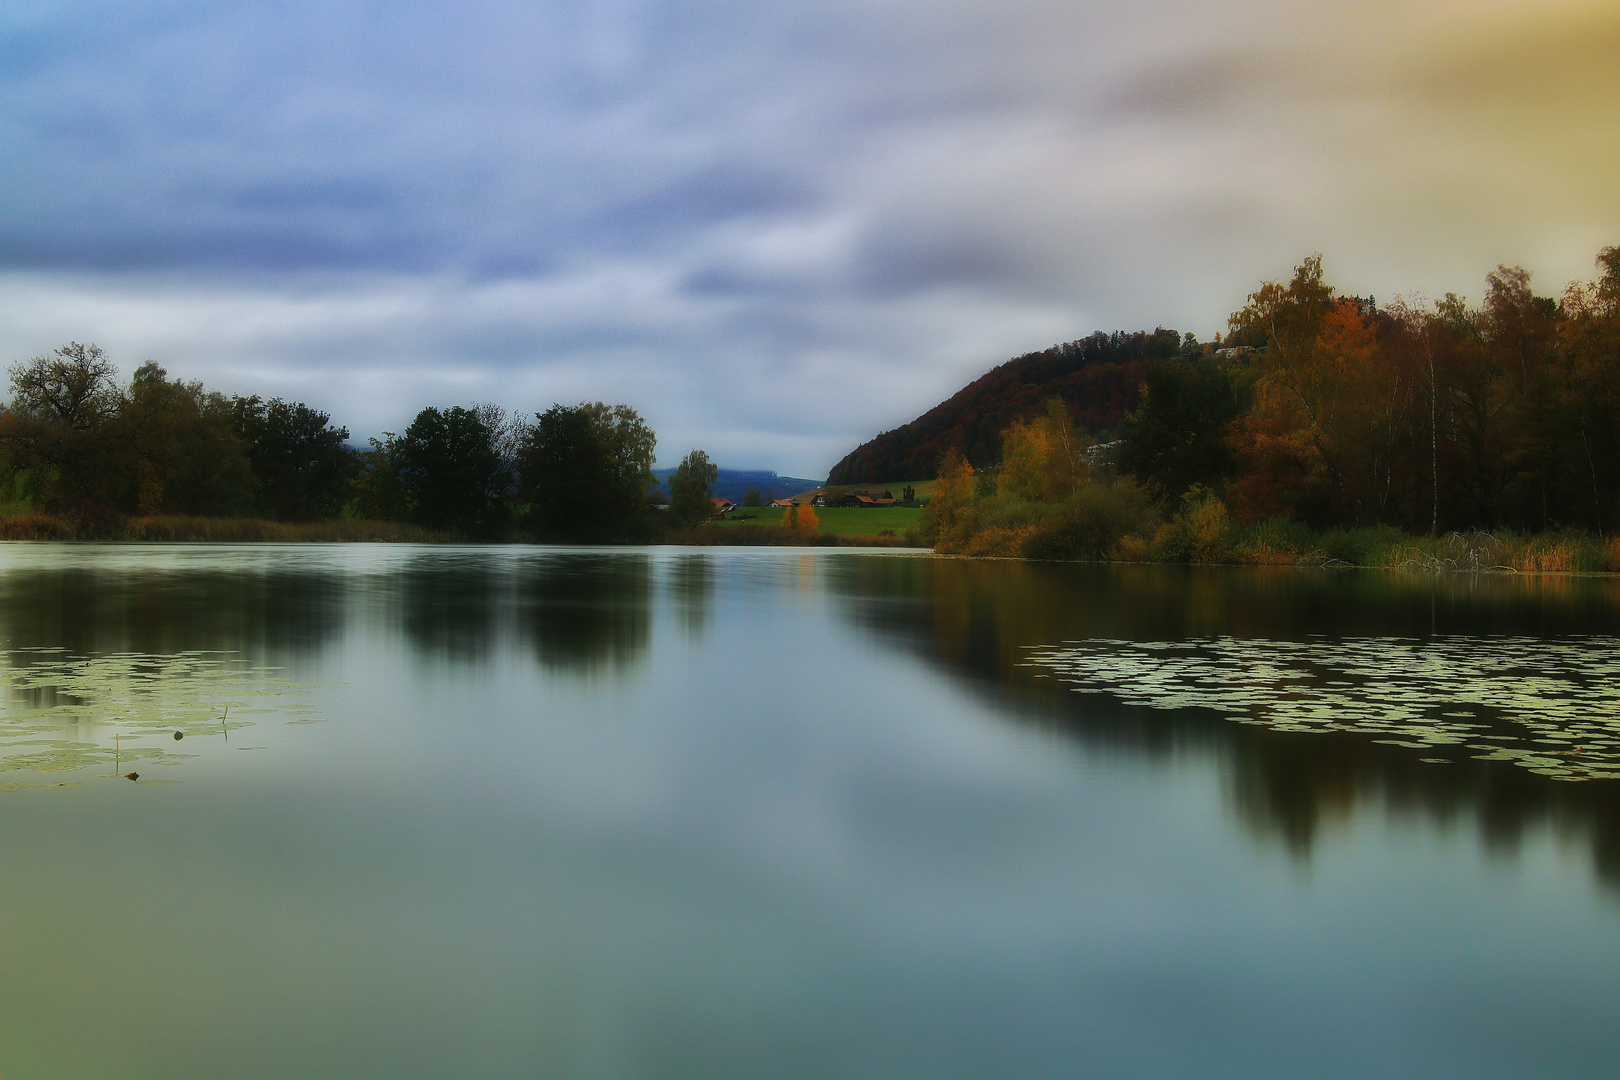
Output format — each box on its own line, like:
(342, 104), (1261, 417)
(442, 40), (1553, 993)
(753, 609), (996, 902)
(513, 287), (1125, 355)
(651, 467), (825, 504)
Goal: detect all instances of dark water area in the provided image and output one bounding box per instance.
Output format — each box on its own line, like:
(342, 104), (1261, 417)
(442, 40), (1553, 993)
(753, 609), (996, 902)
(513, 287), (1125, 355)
(1, 545), (1618, 1078)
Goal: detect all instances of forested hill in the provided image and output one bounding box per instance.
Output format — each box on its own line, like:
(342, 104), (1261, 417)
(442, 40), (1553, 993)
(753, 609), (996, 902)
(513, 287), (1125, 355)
(827, 328), (1183, 484)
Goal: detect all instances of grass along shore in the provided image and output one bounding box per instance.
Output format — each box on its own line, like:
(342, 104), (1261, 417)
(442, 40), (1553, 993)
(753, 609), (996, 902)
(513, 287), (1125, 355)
(715, 505), (923, 539)
(0, 502), (1611, 571)
(0, 510), (451, 542)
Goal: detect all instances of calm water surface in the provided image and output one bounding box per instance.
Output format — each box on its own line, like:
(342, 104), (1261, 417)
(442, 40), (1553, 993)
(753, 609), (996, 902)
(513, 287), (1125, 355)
(2, 544), (1619, 1078)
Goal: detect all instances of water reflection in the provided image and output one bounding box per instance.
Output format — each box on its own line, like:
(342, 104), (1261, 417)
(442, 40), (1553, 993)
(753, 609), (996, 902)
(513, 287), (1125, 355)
(1, 648), (318, 788)
(399, 554), (501, 661)
(1028, 636), (1620, 780)
(514, 554), (651, 674)
(668, 554), (715, 637)
(829, 558), (1620, 884)
(0, 562), (348, 658)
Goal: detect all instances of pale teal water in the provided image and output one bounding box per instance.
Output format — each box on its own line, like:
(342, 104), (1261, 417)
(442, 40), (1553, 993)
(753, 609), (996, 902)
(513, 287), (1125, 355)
(2, 544), (1619, 1078)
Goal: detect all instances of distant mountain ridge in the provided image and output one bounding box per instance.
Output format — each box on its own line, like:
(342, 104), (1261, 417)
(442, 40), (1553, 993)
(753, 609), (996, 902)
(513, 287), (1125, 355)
(651, 467), (824, 504)
(826, 328), (1184, 484)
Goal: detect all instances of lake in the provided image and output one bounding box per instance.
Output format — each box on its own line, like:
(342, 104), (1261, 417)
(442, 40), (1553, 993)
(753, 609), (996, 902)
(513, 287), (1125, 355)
(2, 544), (1619, 1078)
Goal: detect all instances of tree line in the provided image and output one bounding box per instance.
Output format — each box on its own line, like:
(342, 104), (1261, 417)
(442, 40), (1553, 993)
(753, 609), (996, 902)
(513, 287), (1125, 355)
(923, 245), (1620, 563)
(0, 347), (721, 540)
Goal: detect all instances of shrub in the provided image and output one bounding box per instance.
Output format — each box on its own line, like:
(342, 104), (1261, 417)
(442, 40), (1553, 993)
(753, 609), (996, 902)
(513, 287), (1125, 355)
(1317, 525), (1408, 567)
(1021, 481), (1154, 561)
(1151, 486), (1232, 563)
(1228, 516), (1316, 565)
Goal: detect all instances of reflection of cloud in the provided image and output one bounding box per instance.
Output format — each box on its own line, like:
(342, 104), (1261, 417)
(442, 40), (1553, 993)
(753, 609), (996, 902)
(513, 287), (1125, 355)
(2, 1), (1616, 473)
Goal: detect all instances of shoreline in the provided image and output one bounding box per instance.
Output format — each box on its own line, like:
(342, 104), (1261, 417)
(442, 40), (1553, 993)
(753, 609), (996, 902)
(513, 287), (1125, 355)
(2, 512), (1613, 573)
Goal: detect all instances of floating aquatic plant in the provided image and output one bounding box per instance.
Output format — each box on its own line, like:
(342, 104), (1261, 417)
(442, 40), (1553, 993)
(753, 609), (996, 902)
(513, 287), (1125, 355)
(1024, 636), (1620, 782)
(0, 648), (331, 788)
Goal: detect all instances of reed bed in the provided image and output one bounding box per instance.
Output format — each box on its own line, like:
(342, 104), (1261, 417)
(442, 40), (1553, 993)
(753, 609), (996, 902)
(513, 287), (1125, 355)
(0, 512), (448, 543)
(665, 524), (922, 547)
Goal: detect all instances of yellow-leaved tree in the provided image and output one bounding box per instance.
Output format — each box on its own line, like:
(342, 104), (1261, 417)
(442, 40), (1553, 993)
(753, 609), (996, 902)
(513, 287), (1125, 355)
(998, 398), (1090, 503)
(918, 449), (976, 551)
(783, 501), (818, 534)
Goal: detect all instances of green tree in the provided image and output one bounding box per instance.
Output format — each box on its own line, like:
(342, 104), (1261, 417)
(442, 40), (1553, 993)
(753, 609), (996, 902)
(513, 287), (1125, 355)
(743, 487), (762, 507)
(395, 406), (512, 537)
(349, 434), (410, 522)
(1118, 357), (1239, 503)
(518, 402), (657, 541)
(231, 397), (356, 520)
(668, 449), (718, 526)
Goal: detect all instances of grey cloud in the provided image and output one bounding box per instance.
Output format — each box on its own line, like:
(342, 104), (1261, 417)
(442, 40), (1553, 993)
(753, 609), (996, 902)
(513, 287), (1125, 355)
(1, 1), (1615, 475)
(600, 167), (822, 235)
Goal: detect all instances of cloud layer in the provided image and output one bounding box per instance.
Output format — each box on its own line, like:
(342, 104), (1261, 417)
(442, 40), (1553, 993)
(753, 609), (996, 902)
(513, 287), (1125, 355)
(3, 0), (1617, 473)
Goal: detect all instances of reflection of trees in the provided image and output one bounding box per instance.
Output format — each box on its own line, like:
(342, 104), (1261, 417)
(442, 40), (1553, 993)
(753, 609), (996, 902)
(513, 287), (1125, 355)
(1227, 727), (1620, 881)
(667, 554), (714, 637)
(829, 557), (1620, 886)
(0, 565), (347, 661)
(514, 555), (650, 674)
(399, 555), (499, 661)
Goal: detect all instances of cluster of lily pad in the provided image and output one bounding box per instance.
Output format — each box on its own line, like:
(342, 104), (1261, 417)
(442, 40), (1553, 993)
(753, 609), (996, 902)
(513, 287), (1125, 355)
(1023, 636), (1620, 782)
(0, 648), (322, 790)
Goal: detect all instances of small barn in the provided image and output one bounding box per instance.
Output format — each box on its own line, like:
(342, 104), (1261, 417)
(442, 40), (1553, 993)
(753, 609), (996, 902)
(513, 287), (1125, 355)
(838, 488), (896, 508)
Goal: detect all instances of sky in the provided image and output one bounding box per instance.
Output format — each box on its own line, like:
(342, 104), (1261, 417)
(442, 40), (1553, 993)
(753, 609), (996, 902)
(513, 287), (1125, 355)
(2, 0), (1617, 476)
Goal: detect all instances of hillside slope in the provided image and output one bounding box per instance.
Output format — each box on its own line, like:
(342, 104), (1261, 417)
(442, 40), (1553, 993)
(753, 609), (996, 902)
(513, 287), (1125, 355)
(827, 328), (1182, 484)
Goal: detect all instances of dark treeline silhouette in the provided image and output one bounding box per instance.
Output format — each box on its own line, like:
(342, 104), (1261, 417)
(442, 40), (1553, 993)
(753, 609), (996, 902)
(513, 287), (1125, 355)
(0, 348), (722, 541)
(911, 246), (1620, 563)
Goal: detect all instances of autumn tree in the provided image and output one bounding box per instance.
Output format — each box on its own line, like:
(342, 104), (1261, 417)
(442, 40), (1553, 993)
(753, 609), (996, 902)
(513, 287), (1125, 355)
(100, 363), (255, 516)
(1, 342), (124, 506)
(1222, 259), (1402, 526)
(1557, 247), (1620, 532)
(8, 342), (120, 429)
(917, 449), (976, 550)
(783, 501), (818, 533)
(999, 398), (1091, 503)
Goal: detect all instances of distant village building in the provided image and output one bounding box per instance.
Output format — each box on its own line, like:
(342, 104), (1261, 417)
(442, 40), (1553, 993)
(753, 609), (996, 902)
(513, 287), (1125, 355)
(770, 498), (799, 508)
(710, 497), (736, 517)
(839, 488), (896, 508)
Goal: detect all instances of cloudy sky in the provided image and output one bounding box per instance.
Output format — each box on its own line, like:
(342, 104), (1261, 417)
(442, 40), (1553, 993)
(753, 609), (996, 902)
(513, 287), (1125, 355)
(2, 0), (1617, 475)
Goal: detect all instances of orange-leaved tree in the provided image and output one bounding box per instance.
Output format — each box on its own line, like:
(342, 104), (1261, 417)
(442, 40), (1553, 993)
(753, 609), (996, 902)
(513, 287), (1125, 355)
(782, 501), (819, 533)
(918, 448), (977, 551)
